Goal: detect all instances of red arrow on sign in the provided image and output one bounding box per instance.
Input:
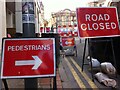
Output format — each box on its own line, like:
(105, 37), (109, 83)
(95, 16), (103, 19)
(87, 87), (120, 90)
(15, 56), (42, 70)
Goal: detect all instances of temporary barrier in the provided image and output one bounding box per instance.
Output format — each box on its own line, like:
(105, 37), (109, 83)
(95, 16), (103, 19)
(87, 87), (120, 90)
(76, 7), (119, 81)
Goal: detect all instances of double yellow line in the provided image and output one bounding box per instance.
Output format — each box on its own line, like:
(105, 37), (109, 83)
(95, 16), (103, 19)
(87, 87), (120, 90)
(64, 57), (98, 89)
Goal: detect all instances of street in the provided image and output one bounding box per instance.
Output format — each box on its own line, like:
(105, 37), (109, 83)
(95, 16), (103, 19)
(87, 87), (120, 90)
(1, 1), (120, 89)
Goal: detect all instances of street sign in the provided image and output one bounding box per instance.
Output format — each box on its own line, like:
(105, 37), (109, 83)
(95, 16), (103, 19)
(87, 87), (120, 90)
(62, 37), (75, 47)
(76, 7), (120, 38)
(1, 38), (56, 79)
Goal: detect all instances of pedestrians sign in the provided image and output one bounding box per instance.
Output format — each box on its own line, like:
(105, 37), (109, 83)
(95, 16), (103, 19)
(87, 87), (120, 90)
(76, 7), (120, 38)
(62, 37), (75, 47)
(1, 38), (56, 79)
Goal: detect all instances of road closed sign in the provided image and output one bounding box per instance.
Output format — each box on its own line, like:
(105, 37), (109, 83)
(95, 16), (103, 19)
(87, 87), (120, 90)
(1, 38), (56, 79)
(76, 7), (120, 38)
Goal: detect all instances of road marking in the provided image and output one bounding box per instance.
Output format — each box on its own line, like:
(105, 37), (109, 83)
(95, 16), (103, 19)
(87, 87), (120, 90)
(64, 57), (86, 89)
(70, 57), (98, 89)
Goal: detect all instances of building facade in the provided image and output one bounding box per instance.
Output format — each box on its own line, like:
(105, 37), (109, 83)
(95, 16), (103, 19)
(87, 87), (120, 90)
(52, 9), (76, 27)
(97, 0), (120, 20)
(88, 0), (120, 22)
(0, 0), (45, 50)
(51, 9), (77, 34)
(0, 0), (6, 49)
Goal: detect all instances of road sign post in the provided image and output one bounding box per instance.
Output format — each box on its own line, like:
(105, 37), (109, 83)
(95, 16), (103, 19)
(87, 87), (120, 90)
(22, 0), (36, 89)
(22, 1), (36, 37)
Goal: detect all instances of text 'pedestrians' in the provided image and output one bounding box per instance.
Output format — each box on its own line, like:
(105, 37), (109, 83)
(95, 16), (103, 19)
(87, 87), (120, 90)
(7, 44), (51, 51)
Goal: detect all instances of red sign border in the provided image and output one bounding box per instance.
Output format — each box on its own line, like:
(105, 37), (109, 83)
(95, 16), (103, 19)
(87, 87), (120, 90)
(1, 38), (56, 79)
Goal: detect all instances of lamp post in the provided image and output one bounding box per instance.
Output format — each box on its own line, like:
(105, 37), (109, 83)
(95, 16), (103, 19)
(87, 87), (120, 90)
(43, 20), (48, 33)
(56, 20), (58, 33)
(22, 0), (37, 89)
(55, 14), (59, 33)
(44, 23), (46, 33)
(22, 0), (36, 37)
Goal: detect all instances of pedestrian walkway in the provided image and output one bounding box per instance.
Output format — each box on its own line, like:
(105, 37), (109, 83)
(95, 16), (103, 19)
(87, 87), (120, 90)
(1, 68), (62, 89)
(37, 68), (62, 89)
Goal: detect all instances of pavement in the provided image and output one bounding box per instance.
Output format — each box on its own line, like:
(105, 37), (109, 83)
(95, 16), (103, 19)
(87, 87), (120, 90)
(1, 68), (62, 89)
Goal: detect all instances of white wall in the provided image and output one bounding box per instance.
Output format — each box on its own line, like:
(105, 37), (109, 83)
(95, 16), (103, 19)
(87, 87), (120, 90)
(15, 1), (22, 33)
(0, 0), (6, 89)
(0, 0), (6, 48)
(6, 9), (14, 28)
